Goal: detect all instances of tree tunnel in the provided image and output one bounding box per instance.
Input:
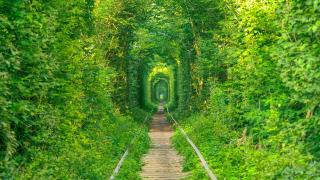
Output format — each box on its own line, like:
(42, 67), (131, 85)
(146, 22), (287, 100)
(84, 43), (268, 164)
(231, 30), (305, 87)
(141, 63), (177, 110)
(125, 3), (193, 114)
(152, 79), (169, 103)
(132, 53), (188, 113)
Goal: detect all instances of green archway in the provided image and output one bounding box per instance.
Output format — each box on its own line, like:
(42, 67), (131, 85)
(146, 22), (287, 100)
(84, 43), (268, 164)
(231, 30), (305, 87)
(144, 64), (176, 110)
(152, 78), (169, 103)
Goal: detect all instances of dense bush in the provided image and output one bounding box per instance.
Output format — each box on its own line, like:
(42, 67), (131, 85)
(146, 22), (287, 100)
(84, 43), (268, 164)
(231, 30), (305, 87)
(173, 89), (320, 179)
(171, 0), (320, 179)
(17, 115), (149, 179)
(0, 0), (151, 178)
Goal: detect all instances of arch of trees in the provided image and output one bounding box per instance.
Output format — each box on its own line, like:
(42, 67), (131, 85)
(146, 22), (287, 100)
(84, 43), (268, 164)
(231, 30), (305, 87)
(152, 78), (169, 103)
(1, 0), (319, 179)
(144, 64), (176, 109)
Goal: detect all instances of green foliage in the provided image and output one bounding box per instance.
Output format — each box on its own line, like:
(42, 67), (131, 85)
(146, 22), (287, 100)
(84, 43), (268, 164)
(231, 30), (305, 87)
(0, 0), (151, 178)
(1, 0), (319, 178)
(170, 0), (320, 179)
(274, 0), (320, 116)
(173, 91), (320, 179)
(17, 114), (149, 179)
(116, 128), (150, 179)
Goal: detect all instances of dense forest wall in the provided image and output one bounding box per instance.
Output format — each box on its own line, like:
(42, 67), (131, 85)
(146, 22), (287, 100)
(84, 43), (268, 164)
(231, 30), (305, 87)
(0, 0), (150, 178)
(172, 0), (320, 178)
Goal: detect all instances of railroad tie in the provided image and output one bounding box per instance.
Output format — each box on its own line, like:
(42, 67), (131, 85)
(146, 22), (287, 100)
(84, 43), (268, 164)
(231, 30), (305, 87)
(140, 107), (189, 180)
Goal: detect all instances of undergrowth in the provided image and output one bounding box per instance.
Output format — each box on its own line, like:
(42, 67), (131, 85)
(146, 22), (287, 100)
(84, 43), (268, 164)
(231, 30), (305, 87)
(1, 113), (150, 179)
(172, 114), (320, 179)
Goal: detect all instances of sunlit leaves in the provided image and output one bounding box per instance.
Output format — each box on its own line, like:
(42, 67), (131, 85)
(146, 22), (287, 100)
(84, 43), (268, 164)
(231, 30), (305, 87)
(0, 0), (149, 178)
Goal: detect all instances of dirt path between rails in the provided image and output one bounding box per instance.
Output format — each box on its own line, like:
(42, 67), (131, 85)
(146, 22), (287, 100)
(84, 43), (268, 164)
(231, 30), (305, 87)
(140, 106), (189, 180)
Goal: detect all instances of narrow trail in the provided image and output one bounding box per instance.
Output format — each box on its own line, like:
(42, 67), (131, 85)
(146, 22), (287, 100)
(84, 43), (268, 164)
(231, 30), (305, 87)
(140, 106), (189, 180)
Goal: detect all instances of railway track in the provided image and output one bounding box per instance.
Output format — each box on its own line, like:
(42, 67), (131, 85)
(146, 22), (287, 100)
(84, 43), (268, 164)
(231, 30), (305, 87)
(110, 105), (216, 180)
(140, 106), (189, 179)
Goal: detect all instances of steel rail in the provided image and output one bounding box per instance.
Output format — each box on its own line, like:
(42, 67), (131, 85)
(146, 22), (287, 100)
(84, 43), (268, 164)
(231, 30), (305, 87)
(109, 116), (149, 180)
(166, 107), (217, 180)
